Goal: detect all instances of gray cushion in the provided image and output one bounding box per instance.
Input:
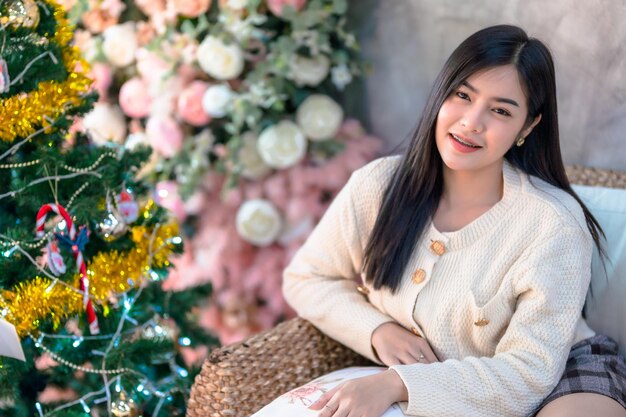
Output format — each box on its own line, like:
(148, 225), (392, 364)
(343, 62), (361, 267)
(574, 185), (626, 357)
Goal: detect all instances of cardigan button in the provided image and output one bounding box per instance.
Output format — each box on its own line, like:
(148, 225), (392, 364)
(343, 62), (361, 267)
(411, 269), (426, 284)
(474, 318), (490, 327)
(356, 285), (370, 296)
(430, 240), (446, 256)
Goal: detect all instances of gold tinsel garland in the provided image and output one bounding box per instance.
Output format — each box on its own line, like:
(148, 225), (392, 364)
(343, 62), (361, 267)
(0, 0), (92, 143)
(1, 223), (179, 336)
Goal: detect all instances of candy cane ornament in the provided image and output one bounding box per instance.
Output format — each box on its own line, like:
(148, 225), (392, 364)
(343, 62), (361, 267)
(36, 203), (100, 334)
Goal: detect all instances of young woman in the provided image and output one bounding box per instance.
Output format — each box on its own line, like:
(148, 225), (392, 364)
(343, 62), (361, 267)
(282, 25), (626, 417)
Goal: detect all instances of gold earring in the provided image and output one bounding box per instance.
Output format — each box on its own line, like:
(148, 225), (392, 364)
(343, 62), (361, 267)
(516, 136), (525, 147)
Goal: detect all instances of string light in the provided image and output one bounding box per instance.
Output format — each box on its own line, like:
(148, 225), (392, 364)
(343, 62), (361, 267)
(80, 399), (90, 413)
(35, 402), (44, 417)
(176, 367), (188, 378)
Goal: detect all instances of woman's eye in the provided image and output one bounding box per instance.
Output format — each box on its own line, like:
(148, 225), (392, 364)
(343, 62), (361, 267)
(493, 108), (512, 117)
(455, 91), (470, 100)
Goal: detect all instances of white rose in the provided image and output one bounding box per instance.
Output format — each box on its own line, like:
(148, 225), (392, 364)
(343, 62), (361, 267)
(225, 0), (248, 10)
(125, 132), (149, 150)
(238, 131), (271, 180)
(202, 84), (235, 117)
(235, 199), (283, 246)
(102, 23), (138, 67)
(257, 120), (307, 169)
(83, 103), (127, 145)
(296, 94), (343, 141)
(289, 54), (330, 87)
(196, 35), (244, 80)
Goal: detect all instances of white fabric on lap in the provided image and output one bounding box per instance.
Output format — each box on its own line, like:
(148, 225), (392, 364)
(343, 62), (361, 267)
(251, 367), (408, 416)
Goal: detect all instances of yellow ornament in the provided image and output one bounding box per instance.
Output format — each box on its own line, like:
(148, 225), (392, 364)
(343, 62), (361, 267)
(1, 0), (40, 29)
(111, 391), (139, 417)
(0, 221), (180, 337)
(0, 0), (92, 143)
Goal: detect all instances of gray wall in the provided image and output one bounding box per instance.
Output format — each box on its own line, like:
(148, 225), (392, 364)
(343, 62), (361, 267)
(345, 0), (626, 171)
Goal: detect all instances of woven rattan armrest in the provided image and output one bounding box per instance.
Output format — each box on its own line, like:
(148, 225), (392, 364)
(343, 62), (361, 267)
(186, 317), (375, 417)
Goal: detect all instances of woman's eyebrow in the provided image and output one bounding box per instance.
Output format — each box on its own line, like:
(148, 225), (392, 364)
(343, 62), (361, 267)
(461, 81), (520, 107)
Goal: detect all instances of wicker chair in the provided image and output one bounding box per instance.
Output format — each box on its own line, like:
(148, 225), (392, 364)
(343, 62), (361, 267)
(186, 165), (626, 417)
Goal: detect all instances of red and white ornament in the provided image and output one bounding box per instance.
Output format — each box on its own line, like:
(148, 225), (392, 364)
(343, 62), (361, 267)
(116, 190), (139, 223)
(36, 203), (99, 334)
(46, 240), (66, 276)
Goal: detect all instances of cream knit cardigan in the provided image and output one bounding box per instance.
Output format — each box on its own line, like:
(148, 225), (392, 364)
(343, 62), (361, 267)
(283, 156), (594, 417)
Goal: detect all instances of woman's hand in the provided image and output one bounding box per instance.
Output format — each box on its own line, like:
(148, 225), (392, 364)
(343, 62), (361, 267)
(308, 369), (407, 417)
(371, 322), (440, 366)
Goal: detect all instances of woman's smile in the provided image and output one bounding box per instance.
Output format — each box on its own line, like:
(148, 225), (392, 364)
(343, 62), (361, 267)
(448, 133), (483, 153)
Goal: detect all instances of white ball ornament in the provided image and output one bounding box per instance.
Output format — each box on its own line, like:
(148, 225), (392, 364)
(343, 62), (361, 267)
(196, 35), (244, 80)
(235, 199), (283, 246)
(202, 84), (235, 118)
(296, 94), (343, 141)
(238, 131), (272, 180)
(83, 103), (127, 145)
(256, 120), (307, 169)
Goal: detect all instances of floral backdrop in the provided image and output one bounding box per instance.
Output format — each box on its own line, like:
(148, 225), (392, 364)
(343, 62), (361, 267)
(65, 0), (383, 345)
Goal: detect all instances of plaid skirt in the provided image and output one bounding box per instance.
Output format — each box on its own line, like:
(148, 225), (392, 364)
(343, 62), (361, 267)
(534, 334), (626, 414)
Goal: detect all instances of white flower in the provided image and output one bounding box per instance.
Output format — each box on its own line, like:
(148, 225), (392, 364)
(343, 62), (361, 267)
(196, 35), (244, 80)
(238, 131), (271, 180)
(235, 199), (283, 246)
(257, 120), (307, 169)
(125, 132), (149, 150)
(224, 0), (248, 10)
(289, 54), (330, 87)
(202, 84), (235, 117)
(102, 23), (138, 67)
(296, 94), (344, 141)
(331, 64), (353, 91)
(83, 103), (127, 145)
(149, 76), (186, 118)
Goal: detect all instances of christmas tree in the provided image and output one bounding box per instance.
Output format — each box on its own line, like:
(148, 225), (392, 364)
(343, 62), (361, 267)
(0, 1), (216, 416)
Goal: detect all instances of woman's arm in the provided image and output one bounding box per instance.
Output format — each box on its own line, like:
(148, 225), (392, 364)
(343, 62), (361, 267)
(387, 224), (593, 417)
(283, 165), (396, 364)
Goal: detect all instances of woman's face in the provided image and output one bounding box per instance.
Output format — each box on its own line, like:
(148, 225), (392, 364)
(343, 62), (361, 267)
(435, 64), (539, 174)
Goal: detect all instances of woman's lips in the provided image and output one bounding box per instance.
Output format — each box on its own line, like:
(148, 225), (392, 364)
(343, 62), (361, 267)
(448, 133), (482, 153)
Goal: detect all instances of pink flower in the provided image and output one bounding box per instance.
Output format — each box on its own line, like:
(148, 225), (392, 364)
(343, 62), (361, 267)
(136, 21), (157, 46)
(285, 196), (313, 224)
(180, 345), (209, 367)
(177, 81), (211, 126)
(146, 116), (184, 158)
(337, 118), (365, 140)
(263, 173), (289, 211)
(169, 0), (212, 17)
(135, 0), (166, 16)
(155, 181), (187, 220)
(89, 63), (112, 101)
(266, 0), (306, 16)
(119, 77), (152, 118)
(136, 48), (171, 87)
(243, 182), (265, 200)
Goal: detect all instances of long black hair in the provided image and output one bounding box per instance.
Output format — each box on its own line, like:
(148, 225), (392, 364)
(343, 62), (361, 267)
(362, 24), (606, 293)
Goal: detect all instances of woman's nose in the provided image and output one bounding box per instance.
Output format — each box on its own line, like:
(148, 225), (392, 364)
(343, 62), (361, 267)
(459, 108), (484, 134)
